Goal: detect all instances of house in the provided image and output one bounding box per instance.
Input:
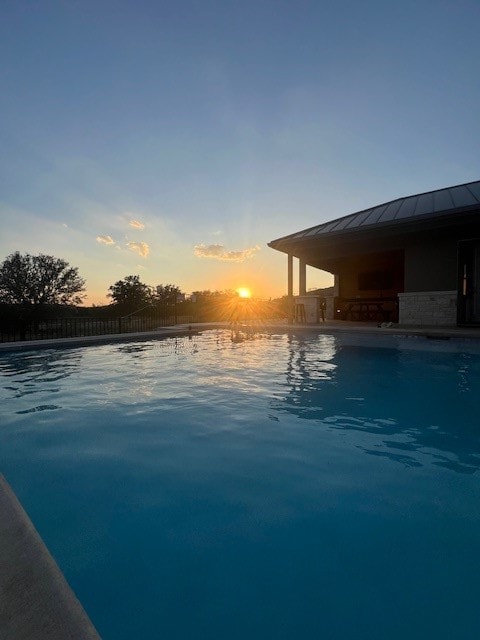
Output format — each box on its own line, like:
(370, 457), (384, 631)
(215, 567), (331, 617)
(268, 180), (480, 326)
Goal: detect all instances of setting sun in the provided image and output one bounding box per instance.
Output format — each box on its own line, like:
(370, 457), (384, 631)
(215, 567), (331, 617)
(236, 287), (252, 299)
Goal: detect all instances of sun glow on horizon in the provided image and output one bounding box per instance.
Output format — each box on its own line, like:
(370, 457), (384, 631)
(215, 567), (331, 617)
(236, 287), (252, 299)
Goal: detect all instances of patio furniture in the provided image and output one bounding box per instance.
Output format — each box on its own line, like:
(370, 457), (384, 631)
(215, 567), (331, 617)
(341, 298), (397, 322)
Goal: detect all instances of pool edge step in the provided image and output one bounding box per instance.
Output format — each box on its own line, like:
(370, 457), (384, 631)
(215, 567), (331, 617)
(0, 474), (101, 640)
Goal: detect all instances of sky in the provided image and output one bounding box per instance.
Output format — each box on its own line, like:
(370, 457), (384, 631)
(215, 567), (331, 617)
(1, 0), (479, 305)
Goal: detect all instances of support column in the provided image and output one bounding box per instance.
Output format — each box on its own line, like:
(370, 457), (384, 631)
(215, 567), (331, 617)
(287, 254), (294, 324)
(299, 259), (307, 295)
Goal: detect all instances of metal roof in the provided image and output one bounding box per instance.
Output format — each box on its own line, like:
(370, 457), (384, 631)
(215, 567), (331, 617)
(269, 179), (480, 247)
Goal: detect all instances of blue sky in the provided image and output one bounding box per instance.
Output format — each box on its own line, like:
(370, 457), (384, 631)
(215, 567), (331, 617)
(1, 0), (479, 304)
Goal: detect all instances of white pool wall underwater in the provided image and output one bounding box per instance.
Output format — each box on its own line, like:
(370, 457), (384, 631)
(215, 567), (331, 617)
(0, 474), (101, 640)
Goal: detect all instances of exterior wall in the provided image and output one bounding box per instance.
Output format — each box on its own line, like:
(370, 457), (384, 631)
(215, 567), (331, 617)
(398, 291), (457, 326)
(325, 294), (335, 320)
(401, 238), (458, 325)
(333, 274), (340, 297)
(404, 240), (457, 291)
(294, 294), (335, 322)
(294, 296), (320, 323)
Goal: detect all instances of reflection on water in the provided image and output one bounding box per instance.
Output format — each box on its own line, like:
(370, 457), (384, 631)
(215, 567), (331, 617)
(229, 326), (277, 344)
(1, 331), (479, 475)
(16, 404), (60, 414)
(116, 344), (153, 355)
(0, 348), (83, 379)
(0, 348), (83, 413)
(285, 334), (337, 392)
(273, 335), (480, 474)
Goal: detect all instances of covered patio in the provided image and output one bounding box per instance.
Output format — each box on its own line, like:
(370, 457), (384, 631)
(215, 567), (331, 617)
(269, 180), (480, 327)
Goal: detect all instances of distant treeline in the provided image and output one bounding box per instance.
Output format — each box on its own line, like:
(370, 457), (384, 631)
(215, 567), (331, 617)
(0, 295), (290, 328)
(0, 252), (290, 337)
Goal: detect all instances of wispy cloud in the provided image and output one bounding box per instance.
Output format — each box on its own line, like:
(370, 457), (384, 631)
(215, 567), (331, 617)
(194, 243), (260, 262)
(129, 219), (145, 230)
(96, 235), (115, 245)
(127, 241), (150, 257)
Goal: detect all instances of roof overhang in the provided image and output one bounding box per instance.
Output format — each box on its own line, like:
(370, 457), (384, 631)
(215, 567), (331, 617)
(270, 179), (480, 264)
(268, 209), (480, 273)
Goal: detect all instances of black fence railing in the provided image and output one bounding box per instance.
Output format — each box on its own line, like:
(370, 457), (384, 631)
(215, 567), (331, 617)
(0, 308), (196, 343)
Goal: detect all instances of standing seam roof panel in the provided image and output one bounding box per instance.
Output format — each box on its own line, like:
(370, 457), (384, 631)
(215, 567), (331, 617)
(450, 185), (478, 208)
(433, 189), (454, 212)
(394, 196), (418, 220)
(413, 193), (434, 216)
(330, 215), (361, 232)
(363, 204), (388, 225)
(465, 182), (480, 203)
(302, 227), (321, 237)
(381, 199), (403, 222)
(343, 208), (375, 229)
(319, 219), (347, 233)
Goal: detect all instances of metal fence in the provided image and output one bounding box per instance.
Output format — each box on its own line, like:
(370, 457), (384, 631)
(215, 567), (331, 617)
(0, 309), (196, 343)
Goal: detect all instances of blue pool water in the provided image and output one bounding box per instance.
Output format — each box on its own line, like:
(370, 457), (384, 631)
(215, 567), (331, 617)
(1, 330), (480, 639)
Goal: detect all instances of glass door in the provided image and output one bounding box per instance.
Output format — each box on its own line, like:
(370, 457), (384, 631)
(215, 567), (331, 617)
(458, 239), (480, 325)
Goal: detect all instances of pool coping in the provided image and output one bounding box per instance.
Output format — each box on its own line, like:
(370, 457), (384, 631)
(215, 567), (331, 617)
(0, 321), (479, 353)
(0, 324), (207, 352)
(0, 474), (101, 639)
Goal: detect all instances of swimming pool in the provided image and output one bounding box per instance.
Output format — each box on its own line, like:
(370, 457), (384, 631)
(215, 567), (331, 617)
(1, 329), (480, 639)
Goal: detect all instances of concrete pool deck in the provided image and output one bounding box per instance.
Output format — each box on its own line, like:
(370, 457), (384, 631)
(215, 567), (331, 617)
(0, 475), (101, 640)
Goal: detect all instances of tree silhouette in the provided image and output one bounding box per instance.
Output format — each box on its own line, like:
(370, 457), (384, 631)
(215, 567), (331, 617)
(0, 252), (86, 309)
(108, 275), (151, 312)
(153, 284), (183, 304)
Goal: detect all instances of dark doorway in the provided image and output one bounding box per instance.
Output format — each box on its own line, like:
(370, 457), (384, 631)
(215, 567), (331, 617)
(458, 239), (480, 325)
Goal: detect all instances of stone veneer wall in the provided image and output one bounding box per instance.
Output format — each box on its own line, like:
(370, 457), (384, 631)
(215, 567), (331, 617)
(398, 291), (457, 326)
(325, 295), (335, 321)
